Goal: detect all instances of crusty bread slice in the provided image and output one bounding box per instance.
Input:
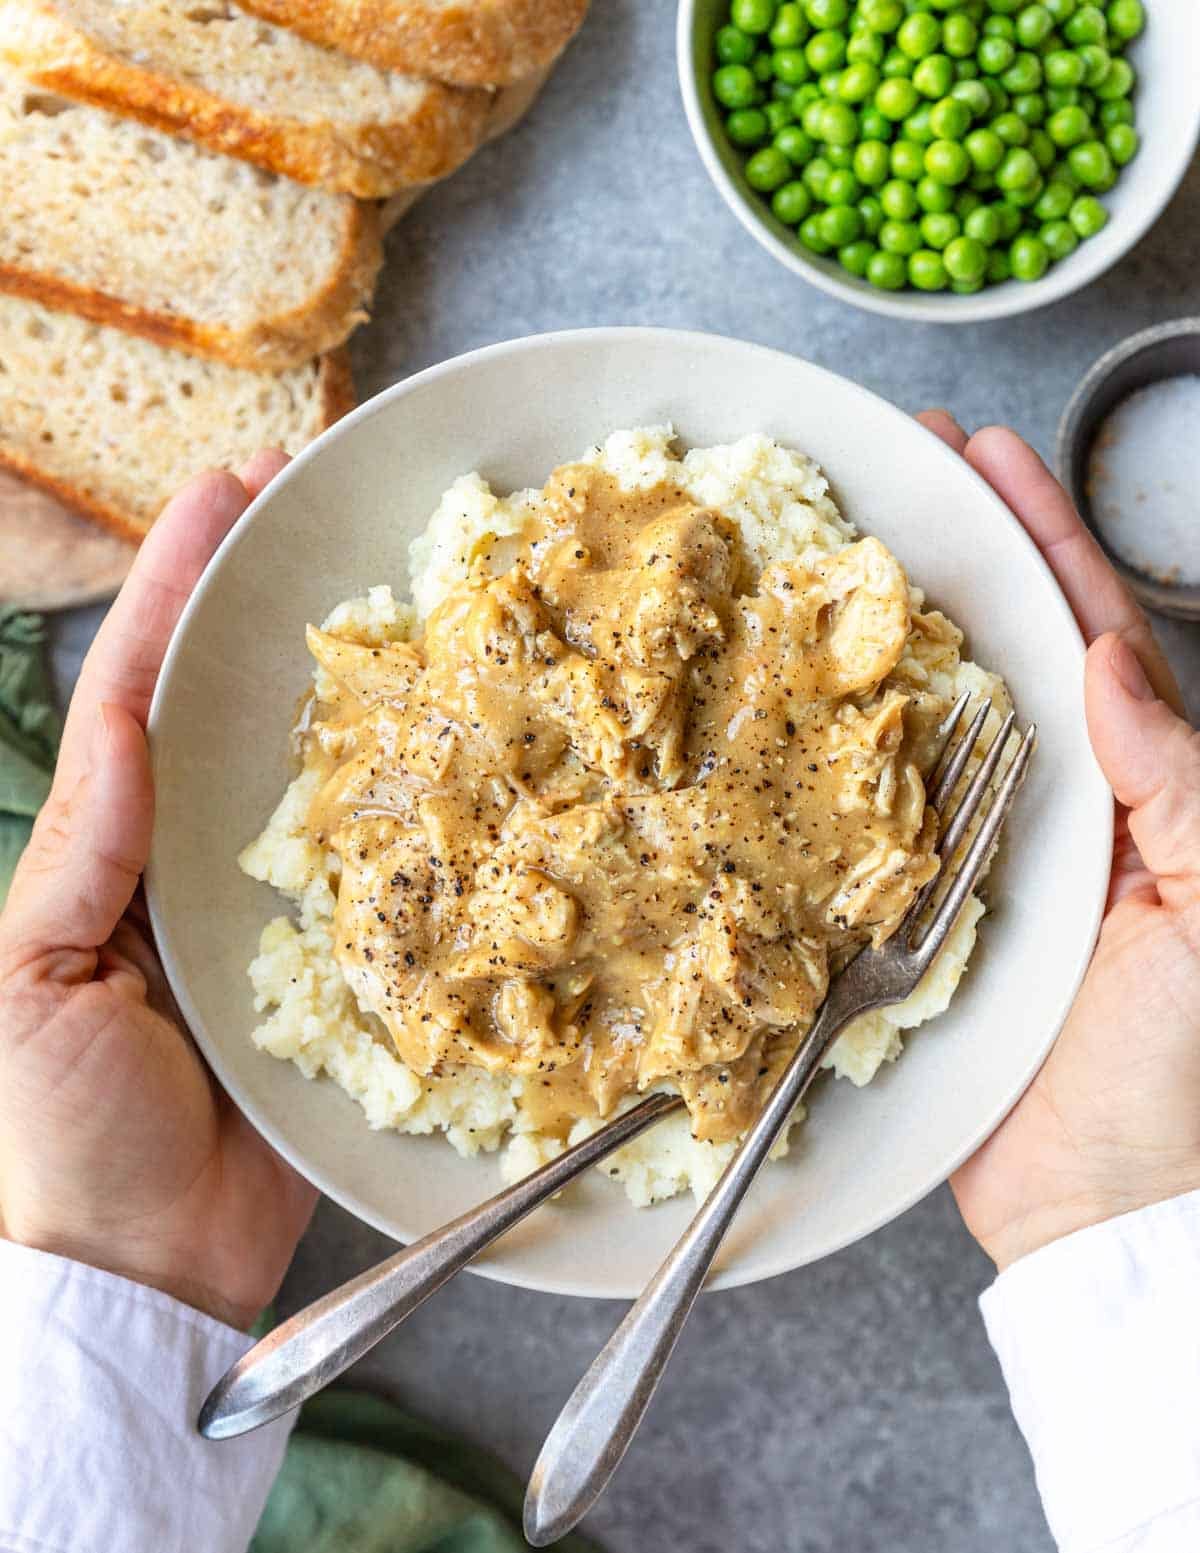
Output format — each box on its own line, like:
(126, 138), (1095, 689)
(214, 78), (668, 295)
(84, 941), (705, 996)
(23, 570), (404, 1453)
(0, 0), (492, 196)
(0, 295), (353, 540)
(233, 0), (589, 88)
(0, 68), (383, 371)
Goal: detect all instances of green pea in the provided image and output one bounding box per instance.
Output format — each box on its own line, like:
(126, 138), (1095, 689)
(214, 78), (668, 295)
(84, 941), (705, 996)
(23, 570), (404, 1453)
(771, 77), (798, 101)
(1099, 98), (1134, 127)
(846, 31), (886, 65)
(1069, 192), (1109, 235)
(985, 79), (1012, 114)
(1002, 52), (1043, 94)
(965, 127), (1006, 170)
(802, 97), (827, 136)
(1067, 138), (1114, 186)
(716, 24), (757, 65)
(727, 107), (770, 145)
(731, 0), (775, 35)
(858, 192), (885, 235)
(924, 138), (971, 184)
(802, 154), (833, 195)
(1045, 0), (1078, 20)
(775, 124), (816, 161)
(1010, 231), (1050, 279)
(1044, 49), (1085, 86)
(943, 13), (979, 56)
(880, 177), (920, 219)
(951, 78), (992, 116)
(1094, 57), (1134, 98)
(997, 146), (1040, 189)
(951, 276), (986, 293)
(898, 11), (942, 58)
(997, 111), (1033, 145)
(930, 95), (972, 138)
(881, 45), (915, 77)
(1047, 104), (1090, 145)
(1013, 91), (1047, 124)
(1106, 122), (1139, 164)
(1029, 128), (1055, 168)
(838, 238), (877, 276)
(920, 210), (961, 248)
(763, 98), (793, 131)
(819, 69), (844, 96)
(954, 188), (983, 219)
(819, 203), (863, 245)
(799, 212), (833, 252)
(944, 233), (988, 281)
(825, 168), (862, 203)
(806, 28), (847, 71)
(1045, 84), (1081, 109)
(746, 145), (792, 190)
(858, 105), (893, 139)
(1063, 4), (1107, 45)
(769, 4), (810, 48)
(1005, 171), (1045, 205)
(916, 173), (957, 210)
(1106, 0), (1144, 42)
(791, 82), (822, 113)
(826, 143), (856, 166)
(986, 248), (1013, 283)
(1077, 43), (1111, 87)
(773, 47), (813, 84)
(1041, 217), (1079, 258)
(1035, 177), (1077, 219)
(909, 248), (949, 289)
(995, 201), (1025, 239)
(838, 61), (881, 100)
(978, 36), (1017, 75)
(1016, 4), (1054, 46)
(889, 138), (925, 179)
(968, 167), (997, 191)
(913, 53), (955, 98)
(880, 218), (924, 255)
(983, 16), (1017, 40)
(867, 248), (908, 288)
(854, 138), (892, 184)
(955, 58), (980, 80)
(714, 64), (759, 109)
(805, 0), (849, 26)
(876, 76), (920, 119)
(820, 100), (860, 145)
(965, 203), (1003, 244)
(903, 104), (936, 142)
(861, 0), (905, 31)
(991, 0), (1026, 15)
(772, 179), (813, 224)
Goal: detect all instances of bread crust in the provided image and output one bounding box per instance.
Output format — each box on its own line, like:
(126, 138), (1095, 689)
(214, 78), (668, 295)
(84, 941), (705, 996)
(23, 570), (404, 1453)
(0, 351), (356, 541)
(234, 0), (589, 87)
(0, 0), (492, 194)
(0, 203), (383, 370)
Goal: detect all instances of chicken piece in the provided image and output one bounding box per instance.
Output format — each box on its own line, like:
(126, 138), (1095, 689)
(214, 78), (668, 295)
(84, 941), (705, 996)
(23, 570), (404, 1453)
(306, 626), (422, 706)
(448, 864), (580, 980)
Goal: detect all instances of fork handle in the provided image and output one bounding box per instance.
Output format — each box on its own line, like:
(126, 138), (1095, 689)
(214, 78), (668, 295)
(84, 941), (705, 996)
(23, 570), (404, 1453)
(198, 1090), (682, 1441)
(523, 987), (859, 1548)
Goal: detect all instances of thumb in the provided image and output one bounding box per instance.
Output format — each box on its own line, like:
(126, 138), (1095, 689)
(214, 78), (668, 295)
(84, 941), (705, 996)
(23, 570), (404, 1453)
(1086, 632), (1200, 909)
(0, 702), (152, 965)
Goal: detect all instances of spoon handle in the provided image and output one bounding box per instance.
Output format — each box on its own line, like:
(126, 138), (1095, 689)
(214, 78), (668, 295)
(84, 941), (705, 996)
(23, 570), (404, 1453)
(523, 996), (851, 1547)
(199, 1091), (682, 1441)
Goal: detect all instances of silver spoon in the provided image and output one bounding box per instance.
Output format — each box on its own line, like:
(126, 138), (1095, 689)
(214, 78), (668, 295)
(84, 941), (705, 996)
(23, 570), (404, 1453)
(199, 1090), (682, 1440)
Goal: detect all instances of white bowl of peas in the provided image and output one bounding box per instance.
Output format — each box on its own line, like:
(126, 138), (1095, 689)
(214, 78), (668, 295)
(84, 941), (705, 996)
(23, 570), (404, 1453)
(678, 0), (1200, 321)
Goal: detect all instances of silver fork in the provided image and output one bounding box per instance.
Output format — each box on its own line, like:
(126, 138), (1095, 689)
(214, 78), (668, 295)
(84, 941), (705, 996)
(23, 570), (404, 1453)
(523, 698), (1035, 1547)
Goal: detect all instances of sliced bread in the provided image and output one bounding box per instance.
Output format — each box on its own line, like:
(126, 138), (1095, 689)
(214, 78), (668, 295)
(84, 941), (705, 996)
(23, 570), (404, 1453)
(0, 0), (492, 196)
(0, 68), (383, 371)
(233, 0), (590, 88)
(0, 294), (353, 540)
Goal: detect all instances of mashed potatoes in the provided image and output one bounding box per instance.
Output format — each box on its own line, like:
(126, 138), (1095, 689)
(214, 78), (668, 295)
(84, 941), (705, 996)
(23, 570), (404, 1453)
(241, 427), (1007, 1205)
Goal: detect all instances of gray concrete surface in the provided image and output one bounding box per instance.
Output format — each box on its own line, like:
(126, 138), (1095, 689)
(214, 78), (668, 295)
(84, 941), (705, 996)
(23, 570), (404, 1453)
(46, 1), (1200, 1547)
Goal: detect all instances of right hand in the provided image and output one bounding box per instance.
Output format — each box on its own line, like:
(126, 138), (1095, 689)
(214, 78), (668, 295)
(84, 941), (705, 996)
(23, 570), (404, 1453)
(919, 414), (1200, 1273)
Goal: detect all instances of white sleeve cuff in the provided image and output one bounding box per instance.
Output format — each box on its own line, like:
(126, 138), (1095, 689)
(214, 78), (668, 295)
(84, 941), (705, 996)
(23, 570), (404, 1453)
(981, 1188), (1200, 1553)
(0, 1240), (294, 1553)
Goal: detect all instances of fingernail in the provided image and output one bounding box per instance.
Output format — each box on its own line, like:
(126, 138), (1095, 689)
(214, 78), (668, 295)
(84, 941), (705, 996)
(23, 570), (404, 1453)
(1111, 637), (1155, 703)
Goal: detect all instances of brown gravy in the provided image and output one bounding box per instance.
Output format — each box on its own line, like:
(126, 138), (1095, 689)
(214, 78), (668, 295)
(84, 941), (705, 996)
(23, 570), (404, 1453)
(298, 466), (951, 1143)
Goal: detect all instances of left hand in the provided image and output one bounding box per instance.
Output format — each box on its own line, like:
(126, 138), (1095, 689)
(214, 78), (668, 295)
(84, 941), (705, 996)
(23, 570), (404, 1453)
(0, 454), (317, 1330)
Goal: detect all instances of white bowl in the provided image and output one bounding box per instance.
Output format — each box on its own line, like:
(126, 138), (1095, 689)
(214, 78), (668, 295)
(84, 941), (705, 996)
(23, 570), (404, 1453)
(678, 0), (1200, 324)
(147, 328), (1111, 1298)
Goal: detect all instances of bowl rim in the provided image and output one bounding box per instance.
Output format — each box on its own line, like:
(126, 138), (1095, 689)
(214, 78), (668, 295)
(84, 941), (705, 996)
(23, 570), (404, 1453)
(147, 325), (1111, 1296)
(676, 0), (1200, 325)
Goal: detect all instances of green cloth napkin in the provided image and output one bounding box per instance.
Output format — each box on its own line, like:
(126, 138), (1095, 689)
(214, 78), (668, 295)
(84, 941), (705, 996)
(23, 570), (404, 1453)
(254, 1391), (602, 1553)
(0, 607), (62, 903)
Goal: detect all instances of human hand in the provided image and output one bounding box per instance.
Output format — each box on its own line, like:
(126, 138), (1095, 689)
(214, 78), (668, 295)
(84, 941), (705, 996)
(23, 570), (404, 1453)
(0, 455), (317, 1329)
(918, 412), (1200, 1272)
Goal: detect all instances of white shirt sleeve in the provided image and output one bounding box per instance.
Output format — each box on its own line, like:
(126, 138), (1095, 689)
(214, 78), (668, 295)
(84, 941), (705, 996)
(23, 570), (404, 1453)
(981, 1187), (1200, 1553)
(0, 1240), (294, 1553)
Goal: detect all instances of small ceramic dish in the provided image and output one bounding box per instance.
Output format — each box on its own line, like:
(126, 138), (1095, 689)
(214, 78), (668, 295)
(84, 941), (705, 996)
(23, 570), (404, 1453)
(1058, 318), (1200, 621)
(677, 0), (1200, 324)
(147, 328), (1111, 1298)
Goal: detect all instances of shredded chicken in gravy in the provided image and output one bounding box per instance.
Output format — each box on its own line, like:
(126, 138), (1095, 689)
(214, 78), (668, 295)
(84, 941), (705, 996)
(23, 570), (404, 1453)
(298, 465), (956, 1143)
